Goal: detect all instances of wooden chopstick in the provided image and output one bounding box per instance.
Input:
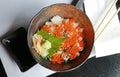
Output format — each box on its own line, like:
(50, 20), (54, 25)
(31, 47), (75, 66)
(95, 0), (118, 33)
(95, 7), (120, 41)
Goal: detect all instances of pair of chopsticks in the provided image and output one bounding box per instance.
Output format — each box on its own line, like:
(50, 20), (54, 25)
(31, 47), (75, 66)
(95, 0), (120, 41)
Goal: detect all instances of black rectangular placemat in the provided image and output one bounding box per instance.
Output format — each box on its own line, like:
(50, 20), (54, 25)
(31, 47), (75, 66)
(1, 27), (37, 72)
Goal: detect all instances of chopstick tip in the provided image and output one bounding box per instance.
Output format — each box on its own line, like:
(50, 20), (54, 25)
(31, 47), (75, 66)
(118, 7), (120, 11)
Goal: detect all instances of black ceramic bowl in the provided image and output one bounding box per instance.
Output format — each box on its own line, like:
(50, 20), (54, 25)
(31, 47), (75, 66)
(27, 4), (94, 72)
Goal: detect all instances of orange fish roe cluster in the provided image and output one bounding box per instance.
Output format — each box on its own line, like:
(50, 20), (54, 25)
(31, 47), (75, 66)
(41, 16), (85, 64)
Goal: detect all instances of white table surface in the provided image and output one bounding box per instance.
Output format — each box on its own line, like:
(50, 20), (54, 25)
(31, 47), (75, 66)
(0, 0), (95, 77)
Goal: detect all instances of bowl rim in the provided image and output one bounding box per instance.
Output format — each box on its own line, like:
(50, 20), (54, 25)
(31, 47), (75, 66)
(27, 3), (94, 72)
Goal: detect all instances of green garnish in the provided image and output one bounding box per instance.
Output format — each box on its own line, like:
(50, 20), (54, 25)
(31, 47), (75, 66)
(37, 30), (66, 58)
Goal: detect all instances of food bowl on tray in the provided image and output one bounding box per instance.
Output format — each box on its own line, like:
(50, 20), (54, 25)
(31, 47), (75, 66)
(27, 4), (94, 71)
